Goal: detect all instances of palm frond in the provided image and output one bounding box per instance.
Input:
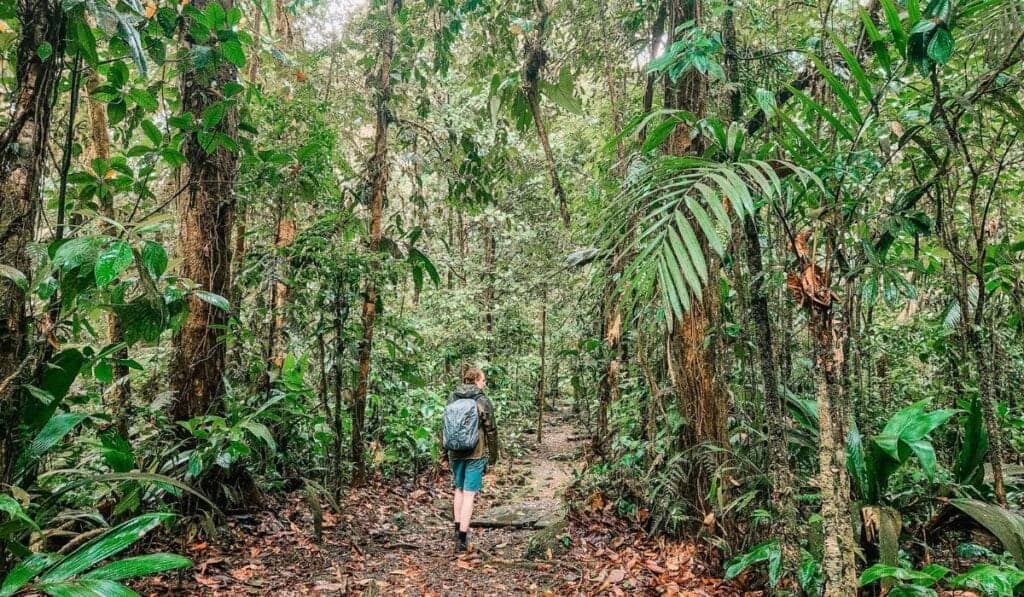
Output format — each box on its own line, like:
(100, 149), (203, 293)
(603, 154), (817, 325)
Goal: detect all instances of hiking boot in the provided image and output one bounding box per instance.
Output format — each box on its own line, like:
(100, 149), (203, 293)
(456, 530), (468, 553)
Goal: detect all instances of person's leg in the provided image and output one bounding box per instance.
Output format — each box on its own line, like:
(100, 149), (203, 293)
(457, 459), (487, 535)
(453, 489), (463, 526)
(458, 490), (476, 532)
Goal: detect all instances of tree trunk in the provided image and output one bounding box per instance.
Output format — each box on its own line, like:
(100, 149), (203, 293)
(351, 0), (396, 487)
(742, 216), (801, 573)
(662, 0), (729, 512)
(333, 289), (350, 493)
(522, 0), (569, 228)
(639, 3), (667, 142)
(168, 0), (240, 423)
(270, 216), (296, 370)
(0, 0), (66, 486)
(483, 221), (496, 354)
(809, 302), (858, 596)
(274, 0), (293, 45)
(87, 64), (131, 434)
(723, 0), (799, 574)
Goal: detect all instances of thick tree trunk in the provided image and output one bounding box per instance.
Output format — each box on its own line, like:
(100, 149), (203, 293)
(522, 0), (569, 228)
(169, 0), (240, 423)
(351, 0), (396, 487)
(0, 0), (66, 486)
(662, 0), (729, 512)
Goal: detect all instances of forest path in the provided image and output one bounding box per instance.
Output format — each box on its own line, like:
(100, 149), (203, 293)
(145, 405), (586, 595)
(322, 404), (583, 594)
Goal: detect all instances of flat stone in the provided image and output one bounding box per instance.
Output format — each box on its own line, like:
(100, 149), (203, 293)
(473, 503), (560, 529)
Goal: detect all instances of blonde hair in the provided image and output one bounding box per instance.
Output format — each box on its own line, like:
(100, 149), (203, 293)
(462, 366), (484, 384)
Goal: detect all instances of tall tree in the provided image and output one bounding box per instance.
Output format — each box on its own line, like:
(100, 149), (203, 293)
(168, 0), (242, 423)
(662, 0), (729, 509)
(351, 0), (397, 487)
(0, 0), (67, 483)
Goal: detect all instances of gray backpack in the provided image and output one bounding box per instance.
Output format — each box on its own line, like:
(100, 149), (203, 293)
(443, 397), (480, 451)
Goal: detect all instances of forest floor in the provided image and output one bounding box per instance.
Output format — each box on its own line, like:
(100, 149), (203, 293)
(139, 406), (739, 595)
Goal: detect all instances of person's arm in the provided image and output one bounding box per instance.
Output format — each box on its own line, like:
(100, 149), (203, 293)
(479, 395), (499, 466)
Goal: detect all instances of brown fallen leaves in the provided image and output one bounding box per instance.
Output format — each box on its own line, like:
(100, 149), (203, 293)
(547, 494), (748, 596)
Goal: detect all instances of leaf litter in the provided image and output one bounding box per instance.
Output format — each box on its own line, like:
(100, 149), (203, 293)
(135, 409), (751, 595)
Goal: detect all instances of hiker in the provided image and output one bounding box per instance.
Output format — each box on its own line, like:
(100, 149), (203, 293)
(441, 366), (499, 552)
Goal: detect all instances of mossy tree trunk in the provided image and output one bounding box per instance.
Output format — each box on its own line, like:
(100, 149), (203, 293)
(0, 0), (66, 486)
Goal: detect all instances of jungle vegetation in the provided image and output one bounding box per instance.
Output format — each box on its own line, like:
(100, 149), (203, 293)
(0, 0), (1023, 594)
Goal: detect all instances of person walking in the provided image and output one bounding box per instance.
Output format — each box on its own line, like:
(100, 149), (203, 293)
(442, 366), (498, 552)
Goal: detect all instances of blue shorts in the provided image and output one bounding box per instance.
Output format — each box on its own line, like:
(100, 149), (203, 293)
(451, 458), (487, 492)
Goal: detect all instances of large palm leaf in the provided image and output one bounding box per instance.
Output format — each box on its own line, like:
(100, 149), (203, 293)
(604, 149), (816, 324)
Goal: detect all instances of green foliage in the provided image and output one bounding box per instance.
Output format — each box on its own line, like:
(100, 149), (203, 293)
(950, 499), (1024, 566)
(846, 400), (956, 504)
(724, 540), (782, 586)
(0, 514), (189, 597)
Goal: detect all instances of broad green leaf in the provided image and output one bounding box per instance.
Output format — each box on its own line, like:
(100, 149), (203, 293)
(926, 27), (954, 63)
(202, 103), (227, 130)
(859, 564), (938, 585)
(81, 553), (191, 581)
(95, 241), (134, 287)
(74, 18), (99, 66)
(220, 39), (245, 68)
(950, 499), (1024, 565)
(0, 553), (61, 597)
(41, 513), (174, 582)
(141, 241), (168, 278)
(949, 564), (1024, 596)
(38, 579), (137, 597)
(954, 397), (988, 487)
(18, 413), (90, 471)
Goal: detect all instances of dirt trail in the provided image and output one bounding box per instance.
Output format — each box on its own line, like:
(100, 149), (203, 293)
(143, 407), (585, 595)
(331, 405), (583, 594)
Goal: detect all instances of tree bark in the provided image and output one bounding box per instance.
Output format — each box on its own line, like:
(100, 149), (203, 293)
(809, 302), (858, 596)
(723, 0), (800, 574)
(351, 0), (396, 487)
(168, 0), (241, 423)
(662, 0), (729, 512)
(0, 0), (66, 485)
(742, 216), (801, 573)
